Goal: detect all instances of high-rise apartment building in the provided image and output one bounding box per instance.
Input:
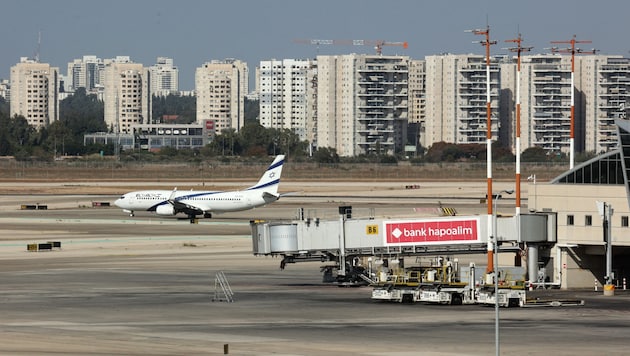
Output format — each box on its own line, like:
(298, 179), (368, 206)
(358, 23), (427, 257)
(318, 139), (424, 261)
(67, 55), (105, 95)
(424, 54), (500, 149)
(578, 55), (630, 153)
(422, 53), (630, 157)
(317, 54), (409, 156)
(103, 56), (151, 134)
(517, 55), (575, 154)
(258, 59), (313, 141)
(10, 57), (59, 129)
(408, 59), (427, 150)
(195, 59), (248, 134)
(0, 79), (10, 101)
(149, 57), (179, 97)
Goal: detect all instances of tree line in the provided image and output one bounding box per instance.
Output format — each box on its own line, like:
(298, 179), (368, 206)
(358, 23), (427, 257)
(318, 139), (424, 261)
(0, 92), (595, 164)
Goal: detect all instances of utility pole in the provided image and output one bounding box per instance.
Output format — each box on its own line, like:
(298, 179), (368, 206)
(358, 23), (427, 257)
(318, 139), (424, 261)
(467, 25), (497, 275)
(505, 34), (532, 219)
(550, 35), (598, 169)
(596, 201), (614, 295)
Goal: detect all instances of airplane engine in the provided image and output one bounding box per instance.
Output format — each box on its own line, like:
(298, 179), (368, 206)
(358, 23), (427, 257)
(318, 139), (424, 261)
(156, 204), (176, 216)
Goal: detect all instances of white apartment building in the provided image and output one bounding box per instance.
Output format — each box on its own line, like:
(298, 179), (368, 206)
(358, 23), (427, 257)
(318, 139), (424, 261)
(10, 57), (59, 129)
(578, 55), (630, 153)
(67, 55), (105, 95)
(408, 59), (426, 150)
(149, 57), (179, 97)
(517, 55), (575, 154)
(195, 59), (248, 134)
(424, 54), (500, 149)
(508, 54), (630, 156)
(0, 79), (9, 101)
(103, 56), (151, 134)
(316, 54), (409, 156)
(258, 59), (313, 141)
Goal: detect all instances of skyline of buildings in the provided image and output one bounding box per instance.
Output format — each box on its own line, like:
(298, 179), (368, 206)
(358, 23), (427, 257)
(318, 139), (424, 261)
(4, 51), (630, 157)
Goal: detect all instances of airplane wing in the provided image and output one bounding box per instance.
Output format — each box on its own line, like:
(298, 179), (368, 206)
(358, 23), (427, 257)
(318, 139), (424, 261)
(167, 188), (206, 216)
(171, 199), (206, 216)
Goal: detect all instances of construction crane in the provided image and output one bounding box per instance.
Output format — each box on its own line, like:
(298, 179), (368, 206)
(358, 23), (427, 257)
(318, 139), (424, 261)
(293, 38), (408, 55)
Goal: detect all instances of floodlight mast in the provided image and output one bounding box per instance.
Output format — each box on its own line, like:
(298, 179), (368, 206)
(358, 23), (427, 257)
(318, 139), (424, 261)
(550, 35), (598, 169)
(505, 34), (533, 218)
(467, 25), (497, 274)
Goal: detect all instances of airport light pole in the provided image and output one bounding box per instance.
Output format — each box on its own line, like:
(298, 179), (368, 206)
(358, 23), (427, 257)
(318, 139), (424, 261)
(493, 189), (514, 356)
(549, 35), (597, 169)
(466, 24), (497, 280)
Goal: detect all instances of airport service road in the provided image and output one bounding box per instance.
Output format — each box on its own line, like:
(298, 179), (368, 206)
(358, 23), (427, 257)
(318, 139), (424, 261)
(1, 240), (630, 356)
(0, 191), (628, 355)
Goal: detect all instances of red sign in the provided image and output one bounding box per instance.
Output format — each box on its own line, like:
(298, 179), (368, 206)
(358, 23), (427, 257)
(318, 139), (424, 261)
(384, 218), (480, 245)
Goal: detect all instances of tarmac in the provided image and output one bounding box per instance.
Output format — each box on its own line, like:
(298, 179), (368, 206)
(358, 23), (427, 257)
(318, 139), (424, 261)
(1, 181), (629, 355)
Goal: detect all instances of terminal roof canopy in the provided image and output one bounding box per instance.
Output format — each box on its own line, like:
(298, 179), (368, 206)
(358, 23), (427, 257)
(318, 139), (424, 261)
(551, 120), (630, 207)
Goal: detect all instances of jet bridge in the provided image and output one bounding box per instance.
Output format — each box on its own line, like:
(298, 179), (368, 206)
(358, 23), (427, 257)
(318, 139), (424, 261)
(250, 209), (555, 283)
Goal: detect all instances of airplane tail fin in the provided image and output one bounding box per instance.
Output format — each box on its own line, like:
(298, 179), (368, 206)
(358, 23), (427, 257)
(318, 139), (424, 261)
(248, 155), (285, 195)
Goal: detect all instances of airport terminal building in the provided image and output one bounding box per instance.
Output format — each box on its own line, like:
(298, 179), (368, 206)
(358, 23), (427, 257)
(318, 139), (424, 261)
(529, 120), (630, 289)
(250, 121), (630, 290)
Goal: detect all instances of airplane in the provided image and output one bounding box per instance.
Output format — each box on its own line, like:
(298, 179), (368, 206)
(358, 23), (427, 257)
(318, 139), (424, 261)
(114, 155), (285, 220)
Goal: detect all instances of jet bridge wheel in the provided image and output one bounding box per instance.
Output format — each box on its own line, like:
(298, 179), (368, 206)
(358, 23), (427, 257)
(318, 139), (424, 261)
(450, 293), (463, 305)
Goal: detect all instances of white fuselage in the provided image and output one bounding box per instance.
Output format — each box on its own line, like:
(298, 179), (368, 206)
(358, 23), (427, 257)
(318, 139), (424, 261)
(114, 154), (285, 218)
(114, 189), (275, 215)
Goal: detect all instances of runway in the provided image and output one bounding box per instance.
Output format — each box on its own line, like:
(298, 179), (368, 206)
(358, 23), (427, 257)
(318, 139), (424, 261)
(1, 183), (629, 355)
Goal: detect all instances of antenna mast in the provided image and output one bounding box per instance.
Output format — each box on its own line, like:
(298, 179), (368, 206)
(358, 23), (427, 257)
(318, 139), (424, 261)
(505, 34), (532, 218)
(34, 30), (42, 62)
(549, 35), (598, 169)
(466, 25), (497, 274)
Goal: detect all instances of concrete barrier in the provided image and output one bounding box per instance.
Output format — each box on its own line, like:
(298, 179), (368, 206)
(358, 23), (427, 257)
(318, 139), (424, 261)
(20, 204), (47, 210)
(37, 243), (53, 251)
(27, 241), (61, 252)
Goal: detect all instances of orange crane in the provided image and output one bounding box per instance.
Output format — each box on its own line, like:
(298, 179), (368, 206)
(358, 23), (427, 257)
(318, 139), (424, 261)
(293, 38), (408, 55)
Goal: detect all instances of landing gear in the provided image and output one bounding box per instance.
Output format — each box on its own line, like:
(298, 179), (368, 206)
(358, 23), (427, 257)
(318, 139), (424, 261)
(203, 212), (212, 218)
(129, 212), (135, 217)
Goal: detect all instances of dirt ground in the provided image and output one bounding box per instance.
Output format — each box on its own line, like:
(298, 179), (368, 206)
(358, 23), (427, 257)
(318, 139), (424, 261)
(0, 158), (566, 194)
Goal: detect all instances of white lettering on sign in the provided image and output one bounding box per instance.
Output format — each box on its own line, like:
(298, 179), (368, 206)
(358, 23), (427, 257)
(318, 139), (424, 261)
(385, 218), (480, 245)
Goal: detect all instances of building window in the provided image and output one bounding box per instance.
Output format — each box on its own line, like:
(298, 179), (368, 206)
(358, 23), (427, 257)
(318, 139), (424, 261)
(585, 215), (592, 226)
(622, 216), (629, 228)
(567, 215), (574, 226)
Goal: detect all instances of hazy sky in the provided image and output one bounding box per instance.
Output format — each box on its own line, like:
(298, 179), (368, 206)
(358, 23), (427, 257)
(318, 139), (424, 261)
(2, 0), (629, 90)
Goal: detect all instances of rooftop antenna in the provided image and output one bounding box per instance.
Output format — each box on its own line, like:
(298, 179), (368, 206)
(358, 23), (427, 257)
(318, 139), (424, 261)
(33, 30), (42, 62)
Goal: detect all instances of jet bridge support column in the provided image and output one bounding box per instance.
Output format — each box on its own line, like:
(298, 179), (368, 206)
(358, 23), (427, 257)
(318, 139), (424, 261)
(527, 245), (538, 289)
(337, 207), (349, 278)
